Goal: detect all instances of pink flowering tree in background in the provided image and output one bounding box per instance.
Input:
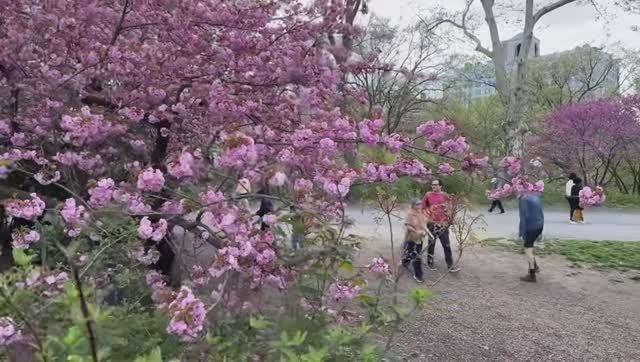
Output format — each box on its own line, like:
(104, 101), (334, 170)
(531, 97), (640, 194)
(0, 0), (492, 360)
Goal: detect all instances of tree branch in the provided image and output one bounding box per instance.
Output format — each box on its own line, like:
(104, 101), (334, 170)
(533, 0), (579, 24)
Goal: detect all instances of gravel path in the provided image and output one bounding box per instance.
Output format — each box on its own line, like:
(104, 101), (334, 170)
(347, 206), (640, 360)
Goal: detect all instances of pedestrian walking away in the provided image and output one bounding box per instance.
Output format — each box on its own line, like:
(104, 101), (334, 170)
(565, 173), (577, 221)
(402, 199), (428, 283)
(488, 177), (505, 214)
(422, 179), (460, 273)
(518, 193), (544, 282)
(569, 177), (584, 224)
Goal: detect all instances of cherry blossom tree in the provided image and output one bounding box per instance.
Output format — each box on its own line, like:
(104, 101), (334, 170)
(0, 0), (492, 358)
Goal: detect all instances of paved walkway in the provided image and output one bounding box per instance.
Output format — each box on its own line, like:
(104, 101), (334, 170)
(346, 205), (640, 242)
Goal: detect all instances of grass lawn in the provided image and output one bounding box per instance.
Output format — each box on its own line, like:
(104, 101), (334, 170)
(481, 238), (640, 272)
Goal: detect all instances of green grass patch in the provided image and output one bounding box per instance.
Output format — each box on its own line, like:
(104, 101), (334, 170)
(481, 238), (640, 272)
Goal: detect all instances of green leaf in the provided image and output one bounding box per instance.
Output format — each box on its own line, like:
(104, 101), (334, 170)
(338, 260), (354, 273)
(358, 294), (378, 307)
(249, 315), (271, 330)
(411, 288), (433, 306)
(134, 346), (163, 362)
(12, 248), (34, 266)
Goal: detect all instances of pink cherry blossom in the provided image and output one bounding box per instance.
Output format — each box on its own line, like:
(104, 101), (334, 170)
(461, 155), (489, 175)
(167, 150), (196, 179)
(165, 286), (206, 341)
(137, 217), (168, 241)
(60, 198), (89, 237)
(416, 120), (455, 141)
(11, 228), (40, 249)
(137, 168), (165, 192)
(500, 157), (522, 177)
(437, 163), (455, 176)
(269, 172), (287, 187)
(0, 317), (21, 346)
(319, 138), (337, 155)
(437, 136), (470, 156)
(367, 257), (390, 274)
(34, 169), (61, 185)
(382, 134), (405, 153)
(579, 186), (606, 207)
(200, 189), (224, 205)
(262, 214), (278, 226)
(3, 193), (46, 221)
(88, 178), (116, 208)
(293, 178), (314, 193)
(326, 281), (361, 302)
(130, 246), (160, 266)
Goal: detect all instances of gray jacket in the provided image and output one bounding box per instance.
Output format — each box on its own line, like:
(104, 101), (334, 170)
(519, 194), (544, 236)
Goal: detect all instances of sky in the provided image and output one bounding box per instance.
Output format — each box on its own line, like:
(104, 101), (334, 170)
(363, 0), (640, 56)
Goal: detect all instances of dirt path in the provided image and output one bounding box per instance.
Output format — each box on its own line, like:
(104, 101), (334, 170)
(352, 232), (640, 360)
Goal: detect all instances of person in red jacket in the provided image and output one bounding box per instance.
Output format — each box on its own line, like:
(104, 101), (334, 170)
(422, 179), (460, 272)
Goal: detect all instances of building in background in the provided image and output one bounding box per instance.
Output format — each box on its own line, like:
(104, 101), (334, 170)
(444, 33), (620, 104)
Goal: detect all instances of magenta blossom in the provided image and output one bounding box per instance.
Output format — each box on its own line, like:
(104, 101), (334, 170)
(437, 163), (455, 176)
(500, 156), (521, 177)
(326, 281), (361, 302)
(60, 198), (89, 237)
(579, 186), (606, 207)
(130, 246), (160, 266)
(367, 257), (390, 274)
(138, 217), (168, 241)
(262, 214), (278, 226)
(11, 228), (40, 249)
(3, 193), (46, 221)
(137, 168), (165, 192)
(0, 317), (21, 346)
(165, 286), (207, 341)
(416, 120), (455, 141)
(437, 136), (470, 156)
(88, 178), (116, 208)
(269, 172), (287, 187)
(167, 150), (196, 179)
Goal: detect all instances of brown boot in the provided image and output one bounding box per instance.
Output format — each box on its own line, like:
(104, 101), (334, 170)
(520, 269), (537, 282)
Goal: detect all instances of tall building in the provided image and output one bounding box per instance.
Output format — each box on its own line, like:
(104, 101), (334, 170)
(445, 33), (620, 104)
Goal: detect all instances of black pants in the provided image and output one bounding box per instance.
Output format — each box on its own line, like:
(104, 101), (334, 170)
(402, 241), (423, 279)
(489, 200), (504, 213)
(567, 197), (581, 221)
(427, 223), (454, 268)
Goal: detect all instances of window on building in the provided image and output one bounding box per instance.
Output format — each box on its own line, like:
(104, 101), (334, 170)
(534, 43), (539, 57)
(515, 44), (521, 57)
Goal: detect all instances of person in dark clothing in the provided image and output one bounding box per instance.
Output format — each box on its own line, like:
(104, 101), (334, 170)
(569, 177), (584, 224)
(255, 188), (274, 231)
(565, 173), (578, 221)
(518, 193), (544, 282)
(488, 177), (505, 213)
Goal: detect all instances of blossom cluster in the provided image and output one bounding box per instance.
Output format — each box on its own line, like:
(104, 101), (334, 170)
(138, 217), (168, 241)
(16, 270), (69, 297)
(11, 227), (40, 249)
(579, 186), (606, 207)
(0, 317), (21, 346)
(3, 193), (46, 221)
(367, 257), (390, 274)
(60, 198), (89, 237)
(500, 156), (522, 177)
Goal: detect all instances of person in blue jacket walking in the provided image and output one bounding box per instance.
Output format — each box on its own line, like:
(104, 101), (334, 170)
(518, 193), (544, 282)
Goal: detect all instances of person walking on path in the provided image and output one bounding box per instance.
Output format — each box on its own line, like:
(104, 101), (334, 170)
(422, 179), (460, 273)
(488, 177), (505, 214)
(402, 200), (428, 283)
(255, 186), (274, 231)
(565, 173), (577, 221)
(569, 177), (584, 224)
(288, 205), (305, 250)
(518, 193), (544, 282)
